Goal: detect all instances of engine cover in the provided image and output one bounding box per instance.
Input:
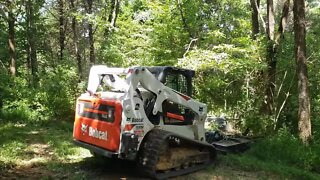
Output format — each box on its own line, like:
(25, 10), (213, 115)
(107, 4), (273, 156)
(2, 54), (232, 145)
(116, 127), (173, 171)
(73, 97), (122, 152)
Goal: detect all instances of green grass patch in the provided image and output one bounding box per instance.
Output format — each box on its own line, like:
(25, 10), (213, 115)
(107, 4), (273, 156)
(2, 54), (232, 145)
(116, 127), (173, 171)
(222, 154), (320, 180)
(217, 128), (320, 180)
(0, 120), (91, 178)
(2, 119), (320, 179)
(202, 128), (320, 179)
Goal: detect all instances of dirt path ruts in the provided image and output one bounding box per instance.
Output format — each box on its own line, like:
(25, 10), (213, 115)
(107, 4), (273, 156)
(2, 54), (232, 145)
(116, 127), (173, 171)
(1, 157), (278, 180)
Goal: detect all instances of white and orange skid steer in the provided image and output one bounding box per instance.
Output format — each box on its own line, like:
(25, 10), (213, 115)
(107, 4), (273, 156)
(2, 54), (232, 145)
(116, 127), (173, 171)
(73, 65), (217, 179)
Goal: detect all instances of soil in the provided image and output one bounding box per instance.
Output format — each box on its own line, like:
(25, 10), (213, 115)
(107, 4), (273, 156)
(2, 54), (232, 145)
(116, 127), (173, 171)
(0, 127), (277, 180)
(0, 155), (278, 180)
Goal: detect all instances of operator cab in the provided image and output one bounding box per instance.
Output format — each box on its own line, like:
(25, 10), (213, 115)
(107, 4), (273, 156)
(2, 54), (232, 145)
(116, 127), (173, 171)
(146, 66), (196, 125)
(147, 66), (195, 97)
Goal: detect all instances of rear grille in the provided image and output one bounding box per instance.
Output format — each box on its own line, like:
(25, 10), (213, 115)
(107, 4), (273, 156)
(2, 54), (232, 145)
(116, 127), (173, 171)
(78, 101), (115, 122)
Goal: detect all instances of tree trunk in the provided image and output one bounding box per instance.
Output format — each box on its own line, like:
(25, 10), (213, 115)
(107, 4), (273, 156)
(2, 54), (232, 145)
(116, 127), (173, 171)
(108, 0), (120, 28)
(7, 3), (16, 76)
(294, 0), (311, 144)
(103, 0), (108, 36)
(264, 48), (276, 114)
(262, 0), (275, 115)
(70, 0), (82, 79)
(58, 0), (65, 61)
(104, 0), (120, 36)
(86, 0), (95, 64)
(274, 0), (291, 129)
(266, 0), (275, 41)
(261, 0), (290, 115)
(250, 0), (260, 39)
(277, 0), (290, 37)
(26, 0), (38, 85)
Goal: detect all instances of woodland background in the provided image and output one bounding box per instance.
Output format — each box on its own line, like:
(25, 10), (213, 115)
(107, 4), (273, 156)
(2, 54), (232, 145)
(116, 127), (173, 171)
(0, 0), (320, 178)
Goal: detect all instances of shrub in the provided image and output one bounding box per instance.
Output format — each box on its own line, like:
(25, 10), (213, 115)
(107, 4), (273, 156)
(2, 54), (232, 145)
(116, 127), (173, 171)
(0, 65), (83, 122)
(247, 127), (319, 172)
(40, 65), (81, 120)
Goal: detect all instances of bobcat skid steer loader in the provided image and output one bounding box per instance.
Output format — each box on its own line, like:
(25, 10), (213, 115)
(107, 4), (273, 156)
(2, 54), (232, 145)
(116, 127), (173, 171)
(73, 66), (217, 179)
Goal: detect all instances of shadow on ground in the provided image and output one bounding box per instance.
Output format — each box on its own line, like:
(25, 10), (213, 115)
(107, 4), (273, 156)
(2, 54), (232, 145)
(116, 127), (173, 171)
(0, 121), (146, 179)
(1, 154), (147, 179)
(65, 157), (146, 180)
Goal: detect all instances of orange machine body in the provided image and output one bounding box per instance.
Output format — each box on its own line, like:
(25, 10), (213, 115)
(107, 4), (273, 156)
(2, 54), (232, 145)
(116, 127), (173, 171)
(73, 97), (122, 152)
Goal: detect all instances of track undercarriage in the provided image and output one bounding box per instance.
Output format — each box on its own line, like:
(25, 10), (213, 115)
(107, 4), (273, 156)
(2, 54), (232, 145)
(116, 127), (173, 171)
(137, 129), (216, 179)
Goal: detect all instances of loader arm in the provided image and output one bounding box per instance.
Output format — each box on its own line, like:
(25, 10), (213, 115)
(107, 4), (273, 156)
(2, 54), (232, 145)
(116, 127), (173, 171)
(124, 67), (207, 123)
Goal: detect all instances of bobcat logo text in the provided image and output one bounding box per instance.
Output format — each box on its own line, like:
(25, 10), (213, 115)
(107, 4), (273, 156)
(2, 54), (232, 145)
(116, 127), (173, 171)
(81, 123), (108, 141)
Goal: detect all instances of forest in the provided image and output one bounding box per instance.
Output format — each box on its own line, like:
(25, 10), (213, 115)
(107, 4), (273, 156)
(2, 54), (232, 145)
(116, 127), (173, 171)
(0, 0), (320, 179)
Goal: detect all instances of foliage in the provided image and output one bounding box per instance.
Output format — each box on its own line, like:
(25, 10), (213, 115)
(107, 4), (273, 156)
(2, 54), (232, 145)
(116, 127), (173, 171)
(228, 127), (320, 176)
(0, 0), (320, 177)
(178, 38), (269, 133)
(40, 65), (81, 120)
(0, 65), (82, 122)
(0, 0), (318, 139)
(222, 128), (320, 179)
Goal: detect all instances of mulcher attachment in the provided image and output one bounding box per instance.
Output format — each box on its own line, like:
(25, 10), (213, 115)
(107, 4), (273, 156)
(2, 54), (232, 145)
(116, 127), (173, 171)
(205, 131), (251, 153)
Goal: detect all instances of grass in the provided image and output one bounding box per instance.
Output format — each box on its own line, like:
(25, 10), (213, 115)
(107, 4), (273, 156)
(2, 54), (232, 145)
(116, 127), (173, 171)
(0, 121), (80, 161)
(182, 130), (320, 180)
(219, 147), (320, 180)
(0, 120), (91, 179)
(0, 120), (142, 179)
(1, 119), (320, 179)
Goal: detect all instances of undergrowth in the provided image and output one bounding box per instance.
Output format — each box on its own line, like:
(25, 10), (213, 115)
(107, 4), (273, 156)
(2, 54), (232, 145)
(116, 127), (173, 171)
(222, 127), (320, 180)
(0, 65), (84, 123)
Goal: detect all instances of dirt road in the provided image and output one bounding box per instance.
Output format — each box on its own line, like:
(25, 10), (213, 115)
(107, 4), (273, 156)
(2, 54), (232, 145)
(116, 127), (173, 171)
(0, 122), (278, 179)
(1, 155), (278, 180)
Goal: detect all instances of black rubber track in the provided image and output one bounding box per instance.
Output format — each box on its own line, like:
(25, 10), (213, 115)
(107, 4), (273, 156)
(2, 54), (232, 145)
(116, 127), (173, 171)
(137, 129), (217, 180)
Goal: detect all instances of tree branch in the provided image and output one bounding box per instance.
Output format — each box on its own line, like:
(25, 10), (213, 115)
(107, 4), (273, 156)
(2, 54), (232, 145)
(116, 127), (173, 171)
(177, 0), (193, 38)
(274, 67), (296, 129)
(183, 38), (198, 58)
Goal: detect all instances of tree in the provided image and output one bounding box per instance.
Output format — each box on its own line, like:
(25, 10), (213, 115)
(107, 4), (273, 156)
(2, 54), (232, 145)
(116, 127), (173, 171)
(108, 0), (120, 29)
(0, 0), (17, 76)
(103, 0), (120, 37)
(177, 0), (193, 38)
(58, 0), (65, 61)
(260, 0), (290, 115)
(85, 0), (95, 64)
(263, 0), (276, 115)
(250, 0), (260, 39)
(26, 0), (38, 84)
(293, 0), (311, 143)
(0, 0), (318, 144)
(7, 0), (16, 76)
(70, 0), (82, 78)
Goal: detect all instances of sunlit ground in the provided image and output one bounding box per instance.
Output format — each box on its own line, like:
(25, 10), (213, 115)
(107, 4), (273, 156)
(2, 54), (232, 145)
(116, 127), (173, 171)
(0, 120), (318, 179)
